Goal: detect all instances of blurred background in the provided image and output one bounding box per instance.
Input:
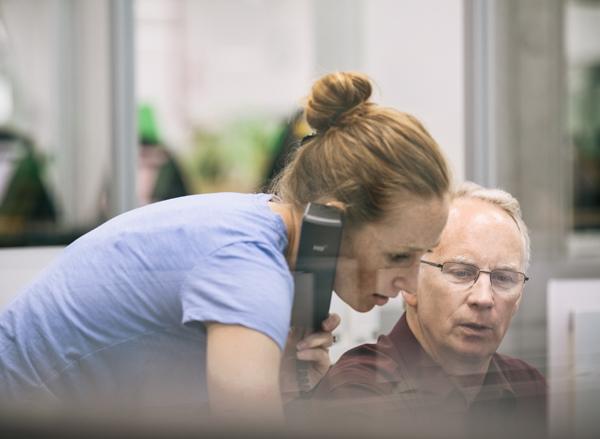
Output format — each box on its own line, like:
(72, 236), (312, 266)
(0, 0), (598, 436)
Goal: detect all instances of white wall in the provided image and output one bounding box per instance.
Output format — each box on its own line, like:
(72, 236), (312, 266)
(363, 0), (465, 181)
(547, 279), (600, 437)
(0, 247), (63, 309)
(566, 1), (600, 65)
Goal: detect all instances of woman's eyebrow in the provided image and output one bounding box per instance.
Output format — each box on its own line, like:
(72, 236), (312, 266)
(387, 247), (420, 253)
(402, 240), (441, 252)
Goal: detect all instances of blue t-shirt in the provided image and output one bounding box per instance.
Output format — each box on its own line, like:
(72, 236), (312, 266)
(0, 193), (293, 410)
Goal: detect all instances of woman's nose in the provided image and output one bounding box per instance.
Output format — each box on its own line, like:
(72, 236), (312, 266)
(377, 263), (421, 296)
(392, 262), (420, 295)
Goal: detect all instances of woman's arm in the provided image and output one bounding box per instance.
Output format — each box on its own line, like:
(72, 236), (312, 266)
(206, 323), (284, 427)
(205, 313), (341, 427)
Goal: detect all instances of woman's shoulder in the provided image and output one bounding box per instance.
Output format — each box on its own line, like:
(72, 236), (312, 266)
(63, 192), (285, 263)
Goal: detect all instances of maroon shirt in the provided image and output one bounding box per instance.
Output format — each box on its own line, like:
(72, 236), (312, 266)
(311, 313), (547, 436)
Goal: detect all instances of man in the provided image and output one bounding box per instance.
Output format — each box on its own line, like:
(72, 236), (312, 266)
(312, 182), (546, 437)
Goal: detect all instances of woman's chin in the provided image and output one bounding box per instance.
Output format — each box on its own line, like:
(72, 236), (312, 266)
(353, 299), (375, 313)
(338, 294), (375, 312)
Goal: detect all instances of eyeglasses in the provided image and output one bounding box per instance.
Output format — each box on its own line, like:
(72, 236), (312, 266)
(420, 260), (529, 294)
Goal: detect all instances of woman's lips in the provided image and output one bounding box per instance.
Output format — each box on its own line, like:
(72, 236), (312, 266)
(373, 293), (390, 306)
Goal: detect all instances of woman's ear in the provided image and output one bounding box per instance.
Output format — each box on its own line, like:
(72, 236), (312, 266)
(323, 200), (347, 213)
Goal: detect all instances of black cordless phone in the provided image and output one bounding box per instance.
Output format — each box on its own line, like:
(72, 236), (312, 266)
(290, 203), (343, 395)
(291, 203), (344, 333)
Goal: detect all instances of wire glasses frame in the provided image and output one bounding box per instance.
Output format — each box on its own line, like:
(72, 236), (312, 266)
(420, 260), (529, 294)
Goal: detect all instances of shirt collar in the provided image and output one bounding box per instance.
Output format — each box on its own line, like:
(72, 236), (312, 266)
(384, 313), (516, 405)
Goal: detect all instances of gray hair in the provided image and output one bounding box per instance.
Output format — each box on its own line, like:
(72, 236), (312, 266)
(454, 181), (531, 272)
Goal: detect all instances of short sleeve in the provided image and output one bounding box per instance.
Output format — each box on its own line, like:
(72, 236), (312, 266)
(179, 241), (294, 350)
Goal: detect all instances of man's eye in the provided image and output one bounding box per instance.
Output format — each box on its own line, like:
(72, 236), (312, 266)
(494, 271), (518, 284)
(449, 269), (473, 279)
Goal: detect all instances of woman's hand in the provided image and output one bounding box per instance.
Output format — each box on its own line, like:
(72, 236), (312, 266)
(280, 313), (341, 403)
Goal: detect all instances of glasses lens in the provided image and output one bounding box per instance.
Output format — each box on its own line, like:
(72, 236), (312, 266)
(490, 270), (524, 291)
(442, 262), (478, 284)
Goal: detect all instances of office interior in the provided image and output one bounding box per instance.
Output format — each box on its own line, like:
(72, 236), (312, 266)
(0, 0), (599, 436)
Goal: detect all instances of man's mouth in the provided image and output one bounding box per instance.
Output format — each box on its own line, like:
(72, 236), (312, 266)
(459, 322), (493, 332)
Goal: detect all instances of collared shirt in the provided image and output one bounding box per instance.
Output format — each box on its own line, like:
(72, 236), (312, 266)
(311, 313), (547, 437)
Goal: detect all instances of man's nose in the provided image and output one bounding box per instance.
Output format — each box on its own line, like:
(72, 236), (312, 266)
(467, 273), (494, 308)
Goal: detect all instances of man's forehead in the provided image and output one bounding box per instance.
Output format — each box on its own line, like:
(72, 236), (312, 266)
(447, 198), (516, 231)
(433, 198), (524, 265)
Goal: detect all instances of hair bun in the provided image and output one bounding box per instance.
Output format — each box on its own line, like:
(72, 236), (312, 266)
(305, 72), (372, 132)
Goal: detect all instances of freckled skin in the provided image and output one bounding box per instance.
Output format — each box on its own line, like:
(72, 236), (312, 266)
(334, 194), (450, 312)
(404, 198), (525, 374)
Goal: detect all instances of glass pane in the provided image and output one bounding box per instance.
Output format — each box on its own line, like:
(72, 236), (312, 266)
(566, 0), (600, 231)
(0, 0), (124, 246)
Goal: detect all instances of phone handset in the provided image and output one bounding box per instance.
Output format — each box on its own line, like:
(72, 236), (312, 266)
(291, 202), (344, 395)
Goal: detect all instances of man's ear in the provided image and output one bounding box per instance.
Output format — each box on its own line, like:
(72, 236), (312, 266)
(401, 289), (418, 308)
(512, 293), (523, 316)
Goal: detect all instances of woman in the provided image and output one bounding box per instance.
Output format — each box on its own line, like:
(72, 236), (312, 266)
(0, 72), (450, 426)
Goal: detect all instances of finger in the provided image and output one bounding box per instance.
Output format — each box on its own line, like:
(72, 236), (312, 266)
(321, 313), (341, 332)
(287, 326), (307, 342)
(297, 332), (334, 350)
(296, 347), (330, 366)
